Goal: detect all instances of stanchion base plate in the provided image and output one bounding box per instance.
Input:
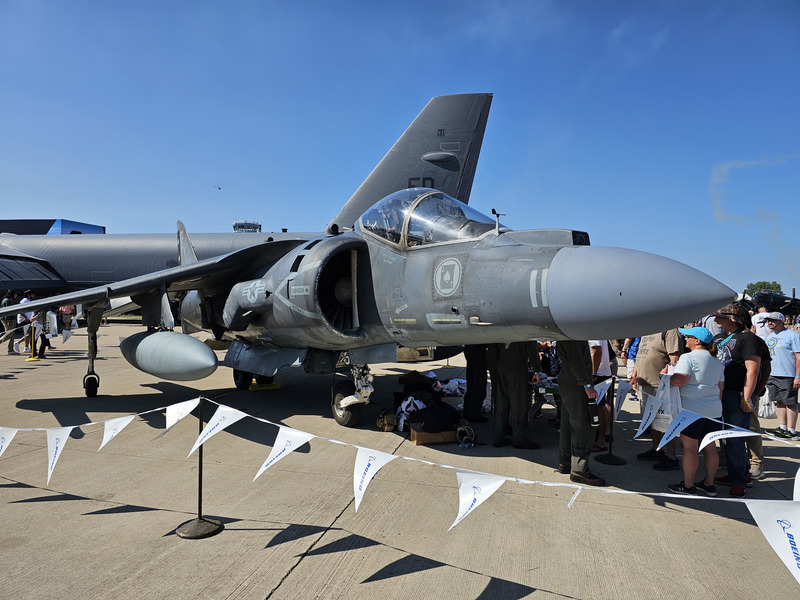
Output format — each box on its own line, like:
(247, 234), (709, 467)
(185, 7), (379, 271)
(595, 453), (626, 466)
(176, 517), (224, 539)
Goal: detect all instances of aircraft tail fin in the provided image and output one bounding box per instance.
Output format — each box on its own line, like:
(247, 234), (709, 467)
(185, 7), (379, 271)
(326, 93), (492, 234)
(177, 221), (198, 266)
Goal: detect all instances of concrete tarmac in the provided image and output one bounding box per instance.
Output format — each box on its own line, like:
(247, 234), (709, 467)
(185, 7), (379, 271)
(1, 323), (798, 599)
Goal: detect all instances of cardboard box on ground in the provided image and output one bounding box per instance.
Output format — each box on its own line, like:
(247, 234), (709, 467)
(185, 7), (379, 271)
(409, 424), (459, 445)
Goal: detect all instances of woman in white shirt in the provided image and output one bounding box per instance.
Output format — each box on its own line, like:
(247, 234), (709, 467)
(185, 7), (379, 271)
(667, 327), (724, 496)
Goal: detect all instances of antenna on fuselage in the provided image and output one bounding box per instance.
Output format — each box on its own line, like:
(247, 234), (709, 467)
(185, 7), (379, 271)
(491, 208), (505, 236)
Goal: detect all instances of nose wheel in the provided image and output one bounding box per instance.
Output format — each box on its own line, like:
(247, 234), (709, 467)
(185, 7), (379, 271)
(331, 380), (362, 427)
(330, 364), (373, 427)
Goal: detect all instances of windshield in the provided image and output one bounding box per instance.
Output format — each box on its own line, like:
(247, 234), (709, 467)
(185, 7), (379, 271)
(358, 188), (496, 248)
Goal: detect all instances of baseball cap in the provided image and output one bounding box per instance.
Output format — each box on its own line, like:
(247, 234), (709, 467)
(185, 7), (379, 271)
(679, 326), (714, 344)
(763, 312), (785, 322)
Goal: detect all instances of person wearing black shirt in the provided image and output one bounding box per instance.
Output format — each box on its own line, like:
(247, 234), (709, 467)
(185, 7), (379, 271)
(712, 303), (771, 498)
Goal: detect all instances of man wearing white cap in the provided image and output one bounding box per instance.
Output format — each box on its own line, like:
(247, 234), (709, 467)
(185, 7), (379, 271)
(763, 312), (800, 440)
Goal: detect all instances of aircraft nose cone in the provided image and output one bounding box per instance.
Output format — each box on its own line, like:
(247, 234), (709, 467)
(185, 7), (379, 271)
(546, 246), (735, 340)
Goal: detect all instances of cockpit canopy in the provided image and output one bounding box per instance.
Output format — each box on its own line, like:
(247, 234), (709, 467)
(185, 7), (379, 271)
(357, 188), (498, 248)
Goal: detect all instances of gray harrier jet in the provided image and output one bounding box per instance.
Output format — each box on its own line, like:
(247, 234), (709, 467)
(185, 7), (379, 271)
(0, 98), (735, 427)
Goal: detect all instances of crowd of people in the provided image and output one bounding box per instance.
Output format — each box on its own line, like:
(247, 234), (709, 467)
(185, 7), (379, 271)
(1, 289), (75, 359)
(462, 301), (800, 497)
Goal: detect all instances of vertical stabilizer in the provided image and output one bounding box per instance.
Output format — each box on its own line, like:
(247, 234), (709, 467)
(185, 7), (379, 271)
(326, 93), (492, 234)
(177, 221), (198, 265)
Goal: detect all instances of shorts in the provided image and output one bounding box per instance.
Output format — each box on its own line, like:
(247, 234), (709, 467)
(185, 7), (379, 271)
(766, 377), (798, 407)
(681, 417), (722, 441)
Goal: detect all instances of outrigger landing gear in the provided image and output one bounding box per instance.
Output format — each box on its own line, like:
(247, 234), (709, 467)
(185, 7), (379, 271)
(83, 372), (100, 397)
(82, 302), (108, 398)
(331, 364), (373, 427)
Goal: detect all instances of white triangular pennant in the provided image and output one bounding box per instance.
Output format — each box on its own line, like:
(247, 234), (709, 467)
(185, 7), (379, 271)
(62, 329), (74, 344)
(745, 500), (800, 584)
(615, 380), (632, 420)
(165, 398), (200, 430)
(699, 426), (759, 451)
(188, 405), (248, 456)
(0, 427), (18, 458)
(98, 415), (136, 451)
(449, 470), (506, 530)
(657, 410), (702, 450)
(253, 426), (314, 481)
(353, 448), (398, 512)
(594, 378), (613, 404)
(46, 427), (74, 484)
(635, 391), (662, 438)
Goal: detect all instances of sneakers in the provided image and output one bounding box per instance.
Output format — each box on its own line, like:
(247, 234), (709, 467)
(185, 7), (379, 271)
(667, 482), (697, 495)
(714, 473), (753, 488)
(637, 448), (666, 461)
(766, 428), (800, 440)
(13, 342), (19, 353)
(729, 485), (746, 498)
(653, 457), (680, 471)
(22, 347), (31, 354)
(750, 466), (765, 480)
(694, 481), (717, 497)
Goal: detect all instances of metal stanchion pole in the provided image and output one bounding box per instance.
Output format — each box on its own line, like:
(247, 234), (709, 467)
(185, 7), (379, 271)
(595, 377), (626, 466)
(177, 397), (224, 539)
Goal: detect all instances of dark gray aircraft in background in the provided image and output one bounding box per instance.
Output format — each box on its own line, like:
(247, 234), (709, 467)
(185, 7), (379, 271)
(0, 95), (736, 427)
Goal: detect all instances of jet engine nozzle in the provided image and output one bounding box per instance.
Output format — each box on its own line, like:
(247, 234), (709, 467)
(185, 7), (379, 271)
(546, 246), (736, 340)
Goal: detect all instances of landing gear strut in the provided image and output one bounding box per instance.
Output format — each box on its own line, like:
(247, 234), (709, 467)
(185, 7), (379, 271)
(331, 364), (373, 427)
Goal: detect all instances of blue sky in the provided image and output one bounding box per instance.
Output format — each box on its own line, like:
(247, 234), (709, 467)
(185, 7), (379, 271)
(1, 0), (798, 295)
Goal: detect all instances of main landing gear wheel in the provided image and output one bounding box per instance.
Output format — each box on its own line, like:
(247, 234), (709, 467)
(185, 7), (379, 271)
(331, 380), (362, 427)
(83, 373), (100, 397)
(233, 369), (253, 390)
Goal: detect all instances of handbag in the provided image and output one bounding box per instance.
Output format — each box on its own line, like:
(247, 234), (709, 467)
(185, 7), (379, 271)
(757, 388), (777, 420)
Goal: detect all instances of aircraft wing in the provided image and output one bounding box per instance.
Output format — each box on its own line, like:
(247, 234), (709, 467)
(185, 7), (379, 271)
(0, 239), (305, 319)
(325, 93), (492, 234)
